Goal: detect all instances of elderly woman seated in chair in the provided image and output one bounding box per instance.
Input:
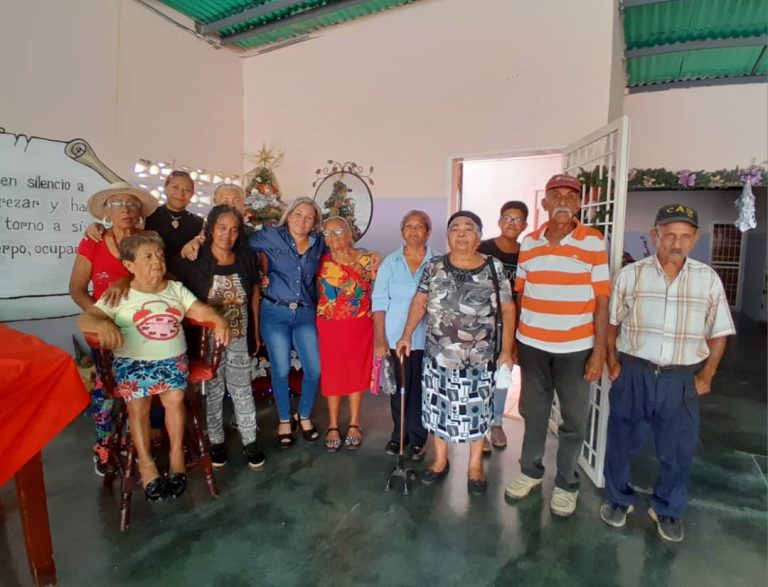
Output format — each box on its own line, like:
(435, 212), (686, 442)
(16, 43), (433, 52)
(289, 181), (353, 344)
(77, 232), (229, 502)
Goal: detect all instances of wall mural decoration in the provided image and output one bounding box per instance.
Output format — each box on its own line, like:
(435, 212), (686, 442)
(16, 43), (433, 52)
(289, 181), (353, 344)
(313, 160), (374, 241)
(0, 128), (120, 322)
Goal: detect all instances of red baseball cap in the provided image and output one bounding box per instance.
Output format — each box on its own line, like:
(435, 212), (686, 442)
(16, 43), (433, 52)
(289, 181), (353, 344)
(545, 173), (582, 193)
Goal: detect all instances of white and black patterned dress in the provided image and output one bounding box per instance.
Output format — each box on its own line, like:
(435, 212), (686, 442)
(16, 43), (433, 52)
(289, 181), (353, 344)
(417, 255), (513, 442)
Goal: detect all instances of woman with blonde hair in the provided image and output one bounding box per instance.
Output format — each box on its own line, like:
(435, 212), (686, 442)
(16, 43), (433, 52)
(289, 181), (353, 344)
(248, 197), (325, 446)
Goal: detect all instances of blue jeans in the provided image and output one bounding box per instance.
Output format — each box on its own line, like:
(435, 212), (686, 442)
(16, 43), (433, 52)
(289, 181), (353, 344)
(604, 355), (700, 517)
(260, 299), (321, 421)
(492, 386), (507, 426)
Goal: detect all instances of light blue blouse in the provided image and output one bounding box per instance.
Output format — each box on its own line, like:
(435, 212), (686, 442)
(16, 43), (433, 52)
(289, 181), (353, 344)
(371, 245), (435, 349)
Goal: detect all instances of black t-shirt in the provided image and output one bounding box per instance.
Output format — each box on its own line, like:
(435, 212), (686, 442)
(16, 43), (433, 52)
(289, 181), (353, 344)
(145, 205), (204, 259)
(478, 238), (519, 286)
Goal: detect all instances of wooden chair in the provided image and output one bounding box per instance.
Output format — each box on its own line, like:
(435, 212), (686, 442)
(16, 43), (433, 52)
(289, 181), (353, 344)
(84, 319), (224, 531)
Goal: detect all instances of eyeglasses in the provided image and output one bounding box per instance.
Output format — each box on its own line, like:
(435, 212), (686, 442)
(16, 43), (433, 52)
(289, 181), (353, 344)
(107, 200), (141, 210)
(321, 228), (347, 237)
(500, 215), (525, 225)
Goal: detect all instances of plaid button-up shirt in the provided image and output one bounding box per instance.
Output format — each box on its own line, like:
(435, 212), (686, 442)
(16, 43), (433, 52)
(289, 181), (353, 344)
(610, 255), (736, 366)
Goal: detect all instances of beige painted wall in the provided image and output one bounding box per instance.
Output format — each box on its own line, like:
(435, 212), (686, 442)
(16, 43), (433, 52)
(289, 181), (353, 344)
(0, 0), (243, 178)
(242, 0), (618, 199)
(1, 0), (243, 348)
(625, 84), (768, 170)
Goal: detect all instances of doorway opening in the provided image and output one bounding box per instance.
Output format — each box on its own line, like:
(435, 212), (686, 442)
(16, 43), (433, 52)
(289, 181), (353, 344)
(450, 151), (563, 421)
(452, 152), (564, 235)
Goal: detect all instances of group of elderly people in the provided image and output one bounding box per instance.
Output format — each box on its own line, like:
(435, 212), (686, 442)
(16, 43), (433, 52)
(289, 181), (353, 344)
(70, 171), (735, 543)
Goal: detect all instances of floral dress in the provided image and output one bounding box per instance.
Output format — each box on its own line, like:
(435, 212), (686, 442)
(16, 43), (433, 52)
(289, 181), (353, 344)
(316, 252), (376, 396)
(417, 255), (512, 442)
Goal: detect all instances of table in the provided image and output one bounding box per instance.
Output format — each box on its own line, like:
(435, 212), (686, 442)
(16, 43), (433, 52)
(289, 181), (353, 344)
(0, 325), (90, 586)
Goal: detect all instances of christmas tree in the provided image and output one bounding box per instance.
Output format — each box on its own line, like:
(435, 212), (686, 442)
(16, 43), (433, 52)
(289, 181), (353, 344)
(322, 179), (362, 241)
(244, 144), (286, 227)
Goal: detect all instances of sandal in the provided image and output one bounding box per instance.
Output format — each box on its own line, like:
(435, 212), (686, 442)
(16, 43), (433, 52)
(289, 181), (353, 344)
(344, 425), (363, 450)
(277, 420), (295, 448)
(325, 428), (342, 452)
(166, 473), (188, 499)
(293, 413), (320, 442)
(143, 476), (167, 502)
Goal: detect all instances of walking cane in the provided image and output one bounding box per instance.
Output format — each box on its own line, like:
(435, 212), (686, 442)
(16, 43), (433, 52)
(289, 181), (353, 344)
(385, 351), (416, 494)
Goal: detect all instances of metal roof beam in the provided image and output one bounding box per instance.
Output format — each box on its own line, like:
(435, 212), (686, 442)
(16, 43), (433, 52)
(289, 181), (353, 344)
(220, 0), (373, 45)
(621, 0), (681, 9)
(626, 36), (768, 58)
(628, 74), (767, 93)
(200, 0), (305, 34)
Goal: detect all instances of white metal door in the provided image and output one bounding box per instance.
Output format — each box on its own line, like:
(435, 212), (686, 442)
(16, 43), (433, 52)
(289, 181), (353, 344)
(547, 115), (630, 488)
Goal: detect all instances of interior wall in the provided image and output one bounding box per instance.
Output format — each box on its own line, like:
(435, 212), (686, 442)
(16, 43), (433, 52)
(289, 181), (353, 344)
(461, 154), (563, 237)
(625, 84), (768, 170)
(0, 0), (243, 348)
(242, 0), (617, 203)
(0, 0), (243, 177)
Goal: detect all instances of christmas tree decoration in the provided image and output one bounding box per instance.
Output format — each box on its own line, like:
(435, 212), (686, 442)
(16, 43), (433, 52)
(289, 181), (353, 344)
(312, 160), (374, 241)
(628, 162), (767, 190)
(243, 144), (286, 227)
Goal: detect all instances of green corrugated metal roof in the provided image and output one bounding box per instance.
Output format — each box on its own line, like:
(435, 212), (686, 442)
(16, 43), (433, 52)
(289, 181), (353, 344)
(158, 0), (419, 51)
(623, 0), (768, 90)
(160, 0), (258, 23)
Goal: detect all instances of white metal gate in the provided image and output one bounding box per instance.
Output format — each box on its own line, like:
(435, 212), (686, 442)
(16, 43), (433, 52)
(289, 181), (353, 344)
(548, 115), (630, 488)
(710, 222), (746, 310)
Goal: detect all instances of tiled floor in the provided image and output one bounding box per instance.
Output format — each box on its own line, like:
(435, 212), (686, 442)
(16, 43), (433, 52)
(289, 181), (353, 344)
(1, 317), (765, 586)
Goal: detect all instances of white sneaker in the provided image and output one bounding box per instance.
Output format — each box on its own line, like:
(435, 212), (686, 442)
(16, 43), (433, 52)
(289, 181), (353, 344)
(504, 474), (543, 499)
(550, 487), (579, 517)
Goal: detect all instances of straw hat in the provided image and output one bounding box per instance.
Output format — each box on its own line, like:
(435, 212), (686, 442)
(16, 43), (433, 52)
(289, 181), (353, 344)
(87, 181), (159, 220)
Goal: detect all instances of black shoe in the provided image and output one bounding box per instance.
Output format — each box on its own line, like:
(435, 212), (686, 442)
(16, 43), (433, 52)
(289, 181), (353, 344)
(166, 473), (187, 499)
(144, 477), (166, 502)
(277, 420), (295, 448)
(244, 442), (266, 469)
(420, 462), (450, 485)
(293, 413), (320, 442)
(409, 445), (426, 462)
(468, 477), (488, 495)
(384, 441), (400, 455)
(210, 443), (228, 468)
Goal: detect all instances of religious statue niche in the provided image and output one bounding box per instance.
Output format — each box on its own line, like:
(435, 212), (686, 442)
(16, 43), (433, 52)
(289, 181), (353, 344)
(313, 160), (374, 241)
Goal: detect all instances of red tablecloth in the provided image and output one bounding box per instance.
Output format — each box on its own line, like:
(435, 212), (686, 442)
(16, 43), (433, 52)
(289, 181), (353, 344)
(0, 326), (89, 486)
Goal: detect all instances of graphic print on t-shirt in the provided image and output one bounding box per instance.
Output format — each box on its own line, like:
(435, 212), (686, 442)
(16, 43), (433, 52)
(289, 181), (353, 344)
(131, 300), (183, 341)
(478, 239), (519, 286)
(207, 273), (248, 339)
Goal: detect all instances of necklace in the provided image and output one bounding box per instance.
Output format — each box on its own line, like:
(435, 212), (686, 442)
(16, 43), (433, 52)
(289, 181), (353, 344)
(169, 211), (183, 229)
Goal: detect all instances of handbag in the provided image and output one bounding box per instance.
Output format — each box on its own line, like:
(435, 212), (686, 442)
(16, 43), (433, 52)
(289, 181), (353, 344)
(371, 356), (397, 396)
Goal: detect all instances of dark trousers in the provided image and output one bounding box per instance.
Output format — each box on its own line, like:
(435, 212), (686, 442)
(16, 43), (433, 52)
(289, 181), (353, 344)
(388, 349), (428, 447)
(518, 342), (591, 491)
(604, 355), (700, 517)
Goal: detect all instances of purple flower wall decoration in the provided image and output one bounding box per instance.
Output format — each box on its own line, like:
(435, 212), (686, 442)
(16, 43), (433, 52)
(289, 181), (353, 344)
(677, 170), (696, 188)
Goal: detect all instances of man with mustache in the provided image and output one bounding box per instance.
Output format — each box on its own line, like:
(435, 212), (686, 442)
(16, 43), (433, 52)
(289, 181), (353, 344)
(505, 174), (610, 517)
(599, 204), (735, 542)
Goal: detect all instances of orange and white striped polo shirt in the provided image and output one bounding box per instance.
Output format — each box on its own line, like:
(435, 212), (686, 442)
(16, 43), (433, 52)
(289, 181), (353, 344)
(514, 220), (610, 353)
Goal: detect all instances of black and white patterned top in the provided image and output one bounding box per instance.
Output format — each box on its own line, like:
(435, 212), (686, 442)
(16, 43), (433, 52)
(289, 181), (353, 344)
(417, 255), (513, 370)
